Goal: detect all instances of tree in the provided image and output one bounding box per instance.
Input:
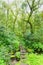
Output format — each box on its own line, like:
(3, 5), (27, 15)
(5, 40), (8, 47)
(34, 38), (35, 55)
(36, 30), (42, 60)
(21, 0), (43, 34)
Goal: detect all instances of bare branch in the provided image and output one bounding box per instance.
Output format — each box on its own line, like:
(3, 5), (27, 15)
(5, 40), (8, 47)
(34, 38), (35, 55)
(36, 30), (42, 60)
(26, 0), (32, 10)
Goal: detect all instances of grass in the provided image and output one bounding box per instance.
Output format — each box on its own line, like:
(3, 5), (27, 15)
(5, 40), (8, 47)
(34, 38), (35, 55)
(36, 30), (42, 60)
(26, 53), (43, 65)
(15, 53), (43, 65)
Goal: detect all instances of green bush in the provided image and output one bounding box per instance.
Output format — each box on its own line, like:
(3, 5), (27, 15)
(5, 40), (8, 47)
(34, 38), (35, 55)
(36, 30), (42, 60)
(0, 45), (10, 65)
(15, 52), (20, 61)
(0, 26), (20, 64)
(24, 32), (43, 53)
(0, 59), (6, 65)
(32, 42), (43, 53)
(0, 25), (20, 52)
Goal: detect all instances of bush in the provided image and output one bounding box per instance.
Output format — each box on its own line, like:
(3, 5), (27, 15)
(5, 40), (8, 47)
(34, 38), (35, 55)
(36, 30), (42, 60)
(24, 32), (43, 53)
(0, 59), (6, 65)
(15, 52), (20, 61)
(0, 25), (20, 52)
(32, 42), (43, 53)
(0, 45), (10, 65)
(26, 48), (34, 53)
(0, 26), (20, 64)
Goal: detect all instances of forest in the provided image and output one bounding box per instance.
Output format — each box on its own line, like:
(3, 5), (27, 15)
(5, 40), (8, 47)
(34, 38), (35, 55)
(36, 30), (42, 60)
(0, 0), (43, 65)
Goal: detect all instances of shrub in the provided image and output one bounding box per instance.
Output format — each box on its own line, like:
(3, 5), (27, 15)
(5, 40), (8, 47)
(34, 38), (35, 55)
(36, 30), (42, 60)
(24, 32), (43, 53)
(0, 59), (6, 65)
(0, 45), (10, 65)
(15, 52), (20, 61)
(32, 42), (43, 53)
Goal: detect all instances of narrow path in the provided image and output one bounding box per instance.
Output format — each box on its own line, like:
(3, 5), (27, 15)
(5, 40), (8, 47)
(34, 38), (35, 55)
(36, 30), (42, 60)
(20, 44), (29, 65)
(11, 45), (29, 65)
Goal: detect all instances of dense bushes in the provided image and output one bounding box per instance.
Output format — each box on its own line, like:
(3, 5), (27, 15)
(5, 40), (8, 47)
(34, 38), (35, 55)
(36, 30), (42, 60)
(0, 59), (6, 65)
(32, 42), (43, 53)
(26, 41), (43, 53)
(0, 45), (10, 65)
(0, 25), (43, 64)
(0, 26), (20, 64)
(23, 33), (43, 53)
(0, 25), (20, 51)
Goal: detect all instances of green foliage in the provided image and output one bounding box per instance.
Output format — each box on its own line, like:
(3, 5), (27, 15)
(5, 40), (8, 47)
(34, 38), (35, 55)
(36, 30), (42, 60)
(32, 42), (43, 53)
(0, 59), (6, 65)
(0, 45), (10, 65)
(15, 52), (20, 60)
(0, 0), (43, 64)
(0, 25), (19, 51)
(24, 53), (43, 65)
(15, 53), (43, 65)
(0, 25), (20, 64)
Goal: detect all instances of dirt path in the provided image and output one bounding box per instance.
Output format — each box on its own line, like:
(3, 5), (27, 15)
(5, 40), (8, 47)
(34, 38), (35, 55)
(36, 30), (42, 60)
(10, 59), (17, 65)
(10, 45), (29, 65)
(11, 60), (28, 65)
